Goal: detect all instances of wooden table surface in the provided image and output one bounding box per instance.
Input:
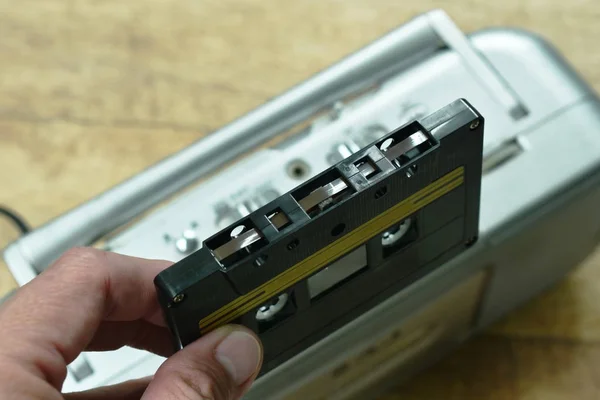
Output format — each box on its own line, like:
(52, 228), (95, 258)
(1, 1), (600, 398)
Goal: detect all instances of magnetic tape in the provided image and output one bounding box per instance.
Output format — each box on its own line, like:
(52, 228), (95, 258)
(154, 99), (484, 374)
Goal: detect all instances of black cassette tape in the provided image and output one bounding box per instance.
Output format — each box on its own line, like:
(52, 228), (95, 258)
(154, 98), (484, 374)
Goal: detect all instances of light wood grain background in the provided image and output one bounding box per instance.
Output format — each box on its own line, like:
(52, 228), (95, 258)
(1, 1), (600, 398)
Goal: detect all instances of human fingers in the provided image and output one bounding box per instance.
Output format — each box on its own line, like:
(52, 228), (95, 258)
(84, 320), (173, 357)
(62, 325), (264, 400)
(0, 247), (171, 390)
(141, 325), (263, 400)
(63, 377), (151, 400)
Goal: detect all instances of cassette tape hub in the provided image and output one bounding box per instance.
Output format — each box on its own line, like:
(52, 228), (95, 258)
(3, 9), (600, 399)
(155, 100), (484, 374)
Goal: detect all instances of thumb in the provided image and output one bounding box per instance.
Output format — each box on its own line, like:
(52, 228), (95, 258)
(142, 325), (263, 400)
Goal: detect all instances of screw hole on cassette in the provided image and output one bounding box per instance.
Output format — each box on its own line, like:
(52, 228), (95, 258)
(254, 254), (268, 267)
(331, 223), (346, 237)
(169, 293), (185, 307)
(287, 238), (300, 250)
(374, 186), (388, 199)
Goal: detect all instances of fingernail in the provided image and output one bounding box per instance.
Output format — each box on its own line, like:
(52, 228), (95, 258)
(215, 330), (262, 385)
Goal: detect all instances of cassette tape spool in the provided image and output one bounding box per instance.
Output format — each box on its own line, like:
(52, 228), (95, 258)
(154, 98), (484, 374)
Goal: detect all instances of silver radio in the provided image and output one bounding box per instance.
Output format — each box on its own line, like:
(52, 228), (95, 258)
(3, 9), (600, 400)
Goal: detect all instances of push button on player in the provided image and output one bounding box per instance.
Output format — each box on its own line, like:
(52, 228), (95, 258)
(175, 229), (200, 254)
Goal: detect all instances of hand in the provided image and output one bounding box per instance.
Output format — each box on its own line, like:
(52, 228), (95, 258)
(0, 247), (263, 399)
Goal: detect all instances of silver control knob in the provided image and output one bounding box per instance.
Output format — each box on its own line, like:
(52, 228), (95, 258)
(175, 229), (199, 254)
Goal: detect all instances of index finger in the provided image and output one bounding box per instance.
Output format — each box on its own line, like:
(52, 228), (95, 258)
(0, 247), (171, 388)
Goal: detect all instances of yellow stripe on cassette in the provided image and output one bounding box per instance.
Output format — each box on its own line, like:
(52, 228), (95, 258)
(199, 166), (465, 333)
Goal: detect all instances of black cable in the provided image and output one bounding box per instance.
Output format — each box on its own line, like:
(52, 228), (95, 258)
(0, 206), (30, 235)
